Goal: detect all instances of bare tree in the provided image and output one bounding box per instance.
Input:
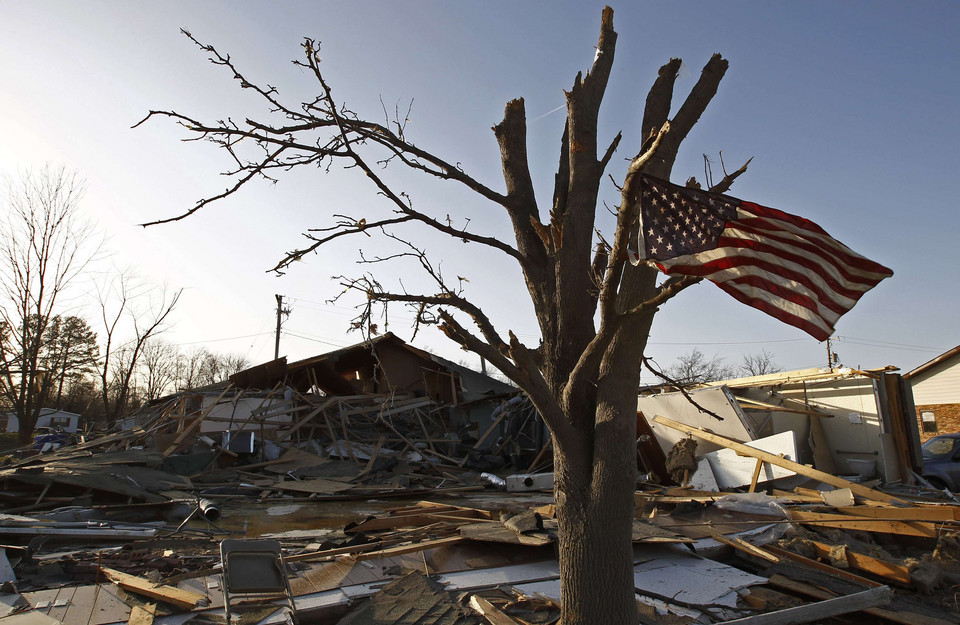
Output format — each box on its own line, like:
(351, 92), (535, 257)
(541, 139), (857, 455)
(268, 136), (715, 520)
(197, 350), (249, 386)
(143, 9), (744, 623)
(174, 346), (207, 391)
(95, 269), (181, 428)
(0, 166), (98, 443)
(139, 339), (179, 400)
(739, 349), (782, 377)
(665, 348), (737, 385)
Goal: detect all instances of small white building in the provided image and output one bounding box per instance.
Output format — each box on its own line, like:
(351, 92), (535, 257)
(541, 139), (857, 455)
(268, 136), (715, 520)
(3, 408), (82, 433)
(639, 367), (923, 486)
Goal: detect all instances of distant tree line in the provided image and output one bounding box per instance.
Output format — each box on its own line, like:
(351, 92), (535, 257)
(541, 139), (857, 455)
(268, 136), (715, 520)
(663, 348), (782, 386)
(0, 166), (248, 442)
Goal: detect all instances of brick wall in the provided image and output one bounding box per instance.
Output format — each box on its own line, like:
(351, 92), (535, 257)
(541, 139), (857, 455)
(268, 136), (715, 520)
(915, 403), (960, 441)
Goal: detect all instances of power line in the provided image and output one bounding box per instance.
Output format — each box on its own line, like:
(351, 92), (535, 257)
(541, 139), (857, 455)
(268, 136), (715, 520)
(283, 329), (351, 348)
(835, 335), (947, 352)
(174, 331), (274, 346)
(647, 338), (811, 346)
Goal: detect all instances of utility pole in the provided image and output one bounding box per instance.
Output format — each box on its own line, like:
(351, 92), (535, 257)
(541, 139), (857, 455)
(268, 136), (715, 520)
(274, 294), (291, 359)
(826, 336), (838, 370)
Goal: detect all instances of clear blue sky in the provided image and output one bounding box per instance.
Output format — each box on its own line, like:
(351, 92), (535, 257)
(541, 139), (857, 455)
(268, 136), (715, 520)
(2, 1), (958, 380)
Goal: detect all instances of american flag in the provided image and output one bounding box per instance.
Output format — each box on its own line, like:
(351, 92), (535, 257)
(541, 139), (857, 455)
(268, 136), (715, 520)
(636, 174), (893, 341)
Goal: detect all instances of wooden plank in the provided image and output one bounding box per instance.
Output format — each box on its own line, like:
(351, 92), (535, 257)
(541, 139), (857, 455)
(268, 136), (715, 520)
(805, 540), (911, 585)
(834, 505), (960, 522)
(742, 587), (803, 611)
(767, 574), (956, 625)
(270, 478), (355, 495)
(460, 522), (553, 547)
(653, 415), (906, 504)
(351, 536), (463, 561)
(346, 512), (489, 533)
(761, 545), (882, 587)
(274, 398), (338, 443)
(714, 585), (891, 625)
(356, 435), (385, 479)
(709, 531), (779, 563)
(99, 567), (208, 610)
(787, 510), (937, 538)
(748, 458), (763, 493)
(468, 595), (522, 625)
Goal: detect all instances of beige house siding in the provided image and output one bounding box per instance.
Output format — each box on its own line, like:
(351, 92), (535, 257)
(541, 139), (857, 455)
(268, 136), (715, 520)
(910, 355), (960, 405)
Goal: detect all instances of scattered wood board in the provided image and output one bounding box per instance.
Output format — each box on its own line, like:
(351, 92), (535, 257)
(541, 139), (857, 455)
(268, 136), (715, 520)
(460, 522), (553, 547)
(767, 574), (955, 625)
(787, 510), (937, 538)
(269, 478), (356, 495)
(714, 584), (891, 625)
(99, 567), (208, 610)
(804, 540), (911, 585)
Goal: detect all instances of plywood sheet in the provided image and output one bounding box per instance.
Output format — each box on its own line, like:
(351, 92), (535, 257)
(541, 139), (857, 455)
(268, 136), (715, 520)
(702, 430), (799, 490)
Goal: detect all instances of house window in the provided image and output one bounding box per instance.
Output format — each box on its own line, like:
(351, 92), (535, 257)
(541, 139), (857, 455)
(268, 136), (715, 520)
(49, 416), (71, 428)
(921, 411), (938, 433)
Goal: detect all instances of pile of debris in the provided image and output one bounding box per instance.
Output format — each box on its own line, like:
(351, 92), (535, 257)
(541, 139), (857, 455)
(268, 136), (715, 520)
(0, 358), (956, 624)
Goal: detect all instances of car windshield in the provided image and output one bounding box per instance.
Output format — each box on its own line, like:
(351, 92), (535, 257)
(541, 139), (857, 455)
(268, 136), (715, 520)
(922, 436), (958, 459)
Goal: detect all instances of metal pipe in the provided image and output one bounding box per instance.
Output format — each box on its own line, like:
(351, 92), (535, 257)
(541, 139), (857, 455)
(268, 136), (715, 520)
(479, 473), (506, 489)
(198, 498), (221, 521)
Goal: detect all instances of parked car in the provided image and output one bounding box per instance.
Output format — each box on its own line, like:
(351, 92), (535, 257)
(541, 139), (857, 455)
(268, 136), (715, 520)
(921, 433), (960, 491)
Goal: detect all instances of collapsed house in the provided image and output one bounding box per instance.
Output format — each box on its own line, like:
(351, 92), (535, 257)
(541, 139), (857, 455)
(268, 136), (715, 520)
(124, 333), (531, 472)
(638, 366), (924, 490)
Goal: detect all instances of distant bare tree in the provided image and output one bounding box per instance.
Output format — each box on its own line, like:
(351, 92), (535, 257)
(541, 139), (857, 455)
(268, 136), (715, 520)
(665, 348), (737, 385)
(175, 346), (207, 391)
(739, 349), (782, 377)
(139, 339), (179, 400)
(0, 166), (99, 442)
(95, 269), (181, 427)
(198, 351), (249, 386)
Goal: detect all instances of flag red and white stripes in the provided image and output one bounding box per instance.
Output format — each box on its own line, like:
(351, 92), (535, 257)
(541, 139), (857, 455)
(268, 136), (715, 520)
(636, 174), (893, 341)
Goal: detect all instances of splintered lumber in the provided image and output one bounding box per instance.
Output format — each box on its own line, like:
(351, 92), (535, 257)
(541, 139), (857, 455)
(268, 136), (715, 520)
(804, 540), (911, 585)
(761, 545), (882, 588)
(100, 567), (209, 610)
(162, 385), (234, 457)
(346, 511), (492, 533)
(709, 531), (780, 563)
(787, 510), (937, 538)
(351, 536), (463, 561)
(767, 574), (957, 625)
(356, 435), (385, 479)
(834, 505), (960, 523)
(653, 415), (905, 504)
(468, 595), (522, 625)
(742, 587), (803, 611)
(274, 397), (338, 443)
(460, 522), (554, 547)
(714, 584), (891, 625)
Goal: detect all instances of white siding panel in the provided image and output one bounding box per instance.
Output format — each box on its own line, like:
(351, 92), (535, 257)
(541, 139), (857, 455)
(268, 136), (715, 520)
(910, 356), (960, 405)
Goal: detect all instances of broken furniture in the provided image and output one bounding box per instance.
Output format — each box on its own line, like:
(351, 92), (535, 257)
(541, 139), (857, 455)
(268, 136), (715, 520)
(220, 538), (298, 624)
